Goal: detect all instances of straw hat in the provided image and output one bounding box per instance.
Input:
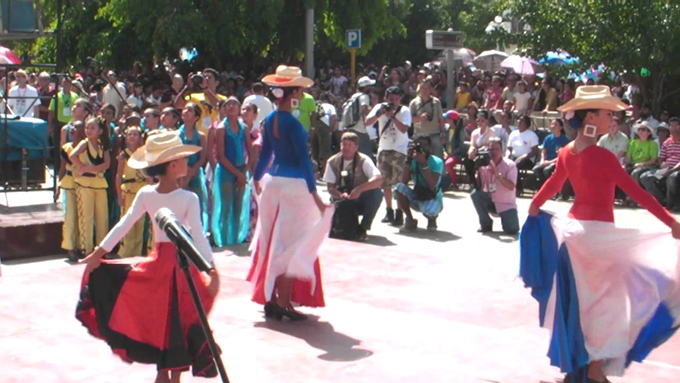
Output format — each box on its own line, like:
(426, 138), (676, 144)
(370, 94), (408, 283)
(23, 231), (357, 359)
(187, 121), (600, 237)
(128, 131), (201, 169)
(558, 85), (627, 113)
(262, 65), (313, 88)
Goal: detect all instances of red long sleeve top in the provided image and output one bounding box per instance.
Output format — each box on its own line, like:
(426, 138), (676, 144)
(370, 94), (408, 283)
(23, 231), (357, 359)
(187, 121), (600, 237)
(532, 144), (676, 228)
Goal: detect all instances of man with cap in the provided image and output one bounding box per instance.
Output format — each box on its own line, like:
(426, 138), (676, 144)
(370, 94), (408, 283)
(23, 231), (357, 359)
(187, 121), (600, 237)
(174, 68), (226, 135)
(365, 85), (412, 226)
(102, 70), (127, 115)
(344, 76), (375, 160)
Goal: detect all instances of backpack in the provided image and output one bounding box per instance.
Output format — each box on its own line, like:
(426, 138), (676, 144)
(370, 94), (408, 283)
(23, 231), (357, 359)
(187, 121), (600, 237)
(330, 200), (360, 241)
(341, 93), (363, 129)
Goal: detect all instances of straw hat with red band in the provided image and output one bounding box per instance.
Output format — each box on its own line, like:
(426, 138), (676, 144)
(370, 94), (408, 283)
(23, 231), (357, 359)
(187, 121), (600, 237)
(128, 131), (201, 169)
(262, 65), (314, 88)
(557, 85), (628, 113)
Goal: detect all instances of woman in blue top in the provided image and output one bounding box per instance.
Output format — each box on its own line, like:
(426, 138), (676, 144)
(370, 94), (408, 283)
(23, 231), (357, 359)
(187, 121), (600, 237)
(212, 97), (252, 246)
(532, 119), (570, 186)
(246, 66), (333, 321)
(179, 103), (209, 232)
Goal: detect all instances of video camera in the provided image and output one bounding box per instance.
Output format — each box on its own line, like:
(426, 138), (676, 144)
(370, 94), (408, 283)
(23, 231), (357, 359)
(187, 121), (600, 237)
(474, 149), (491, 168)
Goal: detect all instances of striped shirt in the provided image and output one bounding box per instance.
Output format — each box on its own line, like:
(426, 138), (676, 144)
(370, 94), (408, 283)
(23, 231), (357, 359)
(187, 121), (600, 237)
(659, 137), (680, 168)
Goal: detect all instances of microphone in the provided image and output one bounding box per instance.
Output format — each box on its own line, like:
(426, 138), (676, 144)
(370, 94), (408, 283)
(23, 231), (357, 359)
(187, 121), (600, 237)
(155, 208), (213, 273)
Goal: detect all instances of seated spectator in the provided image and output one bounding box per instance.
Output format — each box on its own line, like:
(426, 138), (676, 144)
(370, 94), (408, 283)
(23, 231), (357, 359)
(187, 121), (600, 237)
(465, 109), (499, 186)
(454, 82), (470, 111)
(323, 132), (384, 241)
(491, 110), (516, 151)
(625, 122), (658, 184)
(470, 137), (519, 234)
(635, 102), (659, 129)
(641, 117), (680, 210)
(395, 136), (444, 232)
(533, 119), (569, 186)
(597, 118), (629, 164)
(512, 80), (531, 115)
(443, 110), (466, 188)
(532, 78), (558, 112)
(507, 115), (539, 194)
(657, 123), (670, 147)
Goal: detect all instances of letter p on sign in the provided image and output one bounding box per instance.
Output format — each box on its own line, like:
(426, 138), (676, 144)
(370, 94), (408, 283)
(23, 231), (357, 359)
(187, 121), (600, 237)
(345, 29), (361, 50)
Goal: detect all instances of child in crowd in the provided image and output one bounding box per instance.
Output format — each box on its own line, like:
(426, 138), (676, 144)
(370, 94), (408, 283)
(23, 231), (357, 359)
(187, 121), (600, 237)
(178, 103), (209, 231)
(512, 81), (531, 115)
(70, 116), (111, 254)
(59, 121), (85, 262)
(115, 126), (148, 257)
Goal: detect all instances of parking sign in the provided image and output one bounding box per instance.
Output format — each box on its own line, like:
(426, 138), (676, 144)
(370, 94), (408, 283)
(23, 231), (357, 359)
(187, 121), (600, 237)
(345, 29), (361, 49)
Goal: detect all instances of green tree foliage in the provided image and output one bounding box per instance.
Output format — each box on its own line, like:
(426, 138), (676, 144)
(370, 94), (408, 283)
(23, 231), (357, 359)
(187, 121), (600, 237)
(510, 0), (680, 112)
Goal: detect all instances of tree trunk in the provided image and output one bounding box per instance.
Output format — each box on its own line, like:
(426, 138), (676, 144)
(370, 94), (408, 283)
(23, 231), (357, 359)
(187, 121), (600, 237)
(652, 72), (666, 115)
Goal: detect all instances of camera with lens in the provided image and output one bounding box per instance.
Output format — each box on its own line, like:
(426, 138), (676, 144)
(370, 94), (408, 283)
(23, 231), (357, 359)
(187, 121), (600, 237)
(378, 102), (394, 116)
(474, 149), (491, 168)
(336, 170), (353, 196)
(191, 72), (205, 91)
(407, 140), (425, 161)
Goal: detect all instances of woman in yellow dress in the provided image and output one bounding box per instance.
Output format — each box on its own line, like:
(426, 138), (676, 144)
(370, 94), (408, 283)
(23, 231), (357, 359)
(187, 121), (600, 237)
(70, 116), (111, 254)
(115, 126), (148, 257)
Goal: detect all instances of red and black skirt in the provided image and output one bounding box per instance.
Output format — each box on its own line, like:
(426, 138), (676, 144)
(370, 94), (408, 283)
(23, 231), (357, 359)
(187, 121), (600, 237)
(76, 242), (218, 377)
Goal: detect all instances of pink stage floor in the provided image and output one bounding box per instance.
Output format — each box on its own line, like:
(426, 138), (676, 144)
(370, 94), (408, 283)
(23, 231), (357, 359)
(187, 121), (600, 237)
(1, 238), (679, 383)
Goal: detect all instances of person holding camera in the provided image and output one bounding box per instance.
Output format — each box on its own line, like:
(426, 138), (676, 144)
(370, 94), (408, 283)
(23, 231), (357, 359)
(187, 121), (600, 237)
(365, 86), (412, 226)
(174, 68), (226, 135)
(410, 79), (446, 159)
(394, 136), (444, 232)
(323, 132), (384, 240)
(470, 137), (520, 234)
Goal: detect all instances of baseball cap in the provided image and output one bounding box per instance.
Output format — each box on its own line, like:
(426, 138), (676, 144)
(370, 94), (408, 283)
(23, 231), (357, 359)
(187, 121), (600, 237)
(357, 76), (376, 88)
(443, 110), (460, 121)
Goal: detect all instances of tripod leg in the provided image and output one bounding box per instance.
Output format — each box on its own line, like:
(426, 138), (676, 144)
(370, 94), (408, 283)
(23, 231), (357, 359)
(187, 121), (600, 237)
(178, 266), (230, 383)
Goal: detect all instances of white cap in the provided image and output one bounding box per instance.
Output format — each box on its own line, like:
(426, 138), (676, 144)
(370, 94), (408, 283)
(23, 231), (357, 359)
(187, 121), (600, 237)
(357, 76), (376, 88)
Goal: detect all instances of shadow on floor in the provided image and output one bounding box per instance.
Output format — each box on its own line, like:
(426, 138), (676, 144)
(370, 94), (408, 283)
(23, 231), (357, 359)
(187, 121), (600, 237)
(481, 231), (518, 243)
(254, 315), (373, 362)
(396, 228), (461, 242)
(364, 234), (397, 247)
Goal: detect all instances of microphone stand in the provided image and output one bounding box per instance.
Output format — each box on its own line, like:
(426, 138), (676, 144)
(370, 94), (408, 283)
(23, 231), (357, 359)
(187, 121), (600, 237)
(173, 248), (230, 383)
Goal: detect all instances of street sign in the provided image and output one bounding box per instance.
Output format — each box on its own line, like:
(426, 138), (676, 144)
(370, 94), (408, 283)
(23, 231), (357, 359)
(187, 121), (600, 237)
(345, 29), (361, 49)
(425, 30), (465, 50)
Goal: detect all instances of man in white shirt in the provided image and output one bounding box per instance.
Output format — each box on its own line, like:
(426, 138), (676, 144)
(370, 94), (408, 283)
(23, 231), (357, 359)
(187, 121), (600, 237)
(102, 71), (127, 115)
(365, 86), (412, 226)
(490, 110), (516, 152)
(243, 82), (274, 129)
(597, 118), (630, 162)
(323, 132), (384, 241)
(345, 76), (374, 160)
(311, 92), (337, 171)
(507, 114), (539, 194)
(8, 69), (40, 117)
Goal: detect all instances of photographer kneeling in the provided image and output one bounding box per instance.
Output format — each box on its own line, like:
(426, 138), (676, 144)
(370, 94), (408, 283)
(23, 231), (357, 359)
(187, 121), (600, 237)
(470, 137), (519, 234)
(323, 132), (384, 241)
(394, 136), (444, 232)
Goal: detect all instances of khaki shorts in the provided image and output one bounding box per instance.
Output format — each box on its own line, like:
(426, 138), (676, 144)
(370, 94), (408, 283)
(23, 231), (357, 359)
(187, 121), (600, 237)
(377, 150), (407, 188)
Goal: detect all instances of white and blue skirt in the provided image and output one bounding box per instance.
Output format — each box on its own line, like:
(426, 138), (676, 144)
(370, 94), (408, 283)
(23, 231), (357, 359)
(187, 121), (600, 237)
(520, 211), (680, 379)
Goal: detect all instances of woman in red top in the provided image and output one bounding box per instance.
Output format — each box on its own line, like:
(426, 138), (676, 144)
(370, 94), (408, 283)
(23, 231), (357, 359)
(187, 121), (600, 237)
(526, 86), (680, 383)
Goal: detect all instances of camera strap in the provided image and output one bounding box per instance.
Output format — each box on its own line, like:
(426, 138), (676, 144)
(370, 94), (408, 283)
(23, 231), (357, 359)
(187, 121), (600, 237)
(379, 105), (402, 137)
(335, 152), (359, 191)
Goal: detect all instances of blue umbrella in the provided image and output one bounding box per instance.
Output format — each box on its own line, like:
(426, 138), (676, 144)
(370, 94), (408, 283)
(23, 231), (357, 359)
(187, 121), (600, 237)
(540, 51), (579, 66)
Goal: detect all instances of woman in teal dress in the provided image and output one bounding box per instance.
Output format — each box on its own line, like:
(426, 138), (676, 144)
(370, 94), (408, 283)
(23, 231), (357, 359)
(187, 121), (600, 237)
(179, 102), (209, 232)
(212, 97), (252, 246)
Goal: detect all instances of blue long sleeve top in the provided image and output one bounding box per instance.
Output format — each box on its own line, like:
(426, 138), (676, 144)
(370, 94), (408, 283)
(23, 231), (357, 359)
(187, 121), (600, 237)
(254, 111), (316, 192)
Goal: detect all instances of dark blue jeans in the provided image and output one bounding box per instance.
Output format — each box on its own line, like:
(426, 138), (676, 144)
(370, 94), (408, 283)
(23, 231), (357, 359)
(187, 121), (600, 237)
(333, 188), (383, 230)
(470, 188), (520, 234)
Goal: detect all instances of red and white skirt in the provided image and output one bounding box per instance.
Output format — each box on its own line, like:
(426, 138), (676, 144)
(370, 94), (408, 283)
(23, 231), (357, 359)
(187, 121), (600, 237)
(76, 242), (218, 377)
(247, 175), (334, 307)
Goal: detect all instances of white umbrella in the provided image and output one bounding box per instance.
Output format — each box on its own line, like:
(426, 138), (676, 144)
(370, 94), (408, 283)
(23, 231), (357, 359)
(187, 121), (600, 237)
(473, 50), (508, 72)
(501, 55), (540, 75)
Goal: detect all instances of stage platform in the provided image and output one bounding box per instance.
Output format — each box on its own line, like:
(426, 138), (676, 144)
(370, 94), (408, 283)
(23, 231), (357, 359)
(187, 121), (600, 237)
(0, 183), (61, 260)
(1, 191), (679, 383)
